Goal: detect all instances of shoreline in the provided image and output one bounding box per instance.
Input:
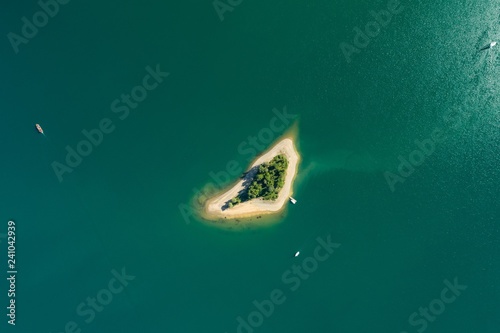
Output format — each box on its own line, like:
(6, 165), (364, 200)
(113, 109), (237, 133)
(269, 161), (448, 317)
(200, 134), (300, 222)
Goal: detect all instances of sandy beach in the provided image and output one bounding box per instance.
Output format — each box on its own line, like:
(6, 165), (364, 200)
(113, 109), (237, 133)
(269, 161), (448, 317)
(203, 137), (300, 220)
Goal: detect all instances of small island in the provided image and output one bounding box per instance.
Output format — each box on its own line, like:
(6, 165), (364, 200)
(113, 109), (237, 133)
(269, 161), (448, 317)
(202, 136), (300, 221)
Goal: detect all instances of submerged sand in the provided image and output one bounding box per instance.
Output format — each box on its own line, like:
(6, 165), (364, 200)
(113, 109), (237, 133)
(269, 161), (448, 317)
(203, 137), (300, 220)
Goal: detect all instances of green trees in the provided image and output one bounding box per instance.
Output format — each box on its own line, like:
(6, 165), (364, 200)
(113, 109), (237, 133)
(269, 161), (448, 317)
(228, 154), (288, 207)
(229, 196), (241, 207)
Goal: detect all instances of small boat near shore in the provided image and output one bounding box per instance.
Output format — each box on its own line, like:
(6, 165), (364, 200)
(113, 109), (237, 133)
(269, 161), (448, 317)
(480, 41), (497, 51)
(35, 124), (43, 134)
(289, 197), (297, 204)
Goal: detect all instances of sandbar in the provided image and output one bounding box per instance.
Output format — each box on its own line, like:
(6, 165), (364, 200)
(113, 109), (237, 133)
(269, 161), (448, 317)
(202, 136), (300, 220)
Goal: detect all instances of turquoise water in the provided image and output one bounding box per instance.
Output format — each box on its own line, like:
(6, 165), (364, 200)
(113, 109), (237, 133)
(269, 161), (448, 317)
(1, 0), (499, 332)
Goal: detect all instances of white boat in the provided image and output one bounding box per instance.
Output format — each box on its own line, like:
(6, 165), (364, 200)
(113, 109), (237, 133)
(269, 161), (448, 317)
(289, 197), (297, 204)
(481, 41), (497, 51)
(35, 123), (44, 134)
(294, 251), (300, 257)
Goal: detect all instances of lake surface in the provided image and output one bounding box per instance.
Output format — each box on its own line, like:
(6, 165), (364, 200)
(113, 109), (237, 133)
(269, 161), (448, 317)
(0, 0), (499, 332)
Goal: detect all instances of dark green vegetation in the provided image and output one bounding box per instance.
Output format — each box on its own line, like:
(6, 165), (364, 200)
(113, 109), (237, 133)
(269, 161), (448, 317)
(229, 154), (288, 208)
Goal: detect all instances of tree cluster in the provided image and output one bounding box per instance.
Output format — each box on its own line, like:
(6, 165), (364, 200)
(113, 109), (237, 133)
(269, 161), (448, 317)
(229, 154), (288, 207)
